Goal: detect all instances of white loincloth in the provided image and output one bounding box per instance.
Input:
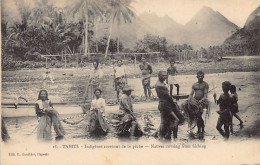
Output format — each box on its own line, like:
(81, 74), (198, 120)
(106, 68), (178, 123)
(168, 75), (178, 85)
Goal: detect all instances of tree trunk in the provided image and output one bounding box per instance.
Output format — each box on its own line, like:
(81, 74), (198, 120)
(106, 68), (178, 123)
(117, 24), (120, 54)
(84, 3), (89, 57)
(105, 22), (113, 58)
(117, 37), (119, 54)
(95, 19), (99, 53)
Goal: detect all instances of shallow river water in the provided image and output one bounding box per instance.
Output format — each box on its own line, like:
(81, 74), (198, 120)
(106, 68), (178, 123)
(2, 71), (260, 144)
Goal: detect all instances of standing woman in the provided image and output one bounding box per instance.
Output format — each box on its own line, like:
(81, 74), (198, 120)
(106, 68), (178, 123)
(114, 59), (127, 101)
(87, 88), (109, 136)
(84, 60), (104, 103)
(35, 90), (65, 141)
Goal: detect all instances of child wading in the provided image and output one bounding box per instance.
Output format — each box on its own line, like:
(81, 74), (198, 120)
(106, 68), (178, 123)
(87, 88), (109, 136)
(43, 67), (54, 83)
(229, 85), (243, 133)
(214, 81), (232, 140)
(167, 59), (180, 97)
(35, 90), (65, 141)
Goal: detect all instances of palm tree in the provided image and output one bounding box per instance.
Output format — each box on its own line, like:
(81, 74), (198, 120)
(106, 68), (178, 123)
(70, 0), (103, 56)
(29, 0), (64, 28)
(105, 0), (135, 58)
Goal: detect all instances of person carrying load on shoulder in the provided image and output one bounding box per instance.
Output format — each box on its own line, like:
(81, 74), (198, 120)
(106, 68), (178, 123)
(154, 71), (184, 141)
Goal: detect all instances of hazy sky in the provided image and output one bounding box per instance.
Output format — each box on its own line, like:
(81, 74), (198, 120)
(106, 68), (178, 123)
(132, 0), (260, 27)
(2, 0), (260, 27)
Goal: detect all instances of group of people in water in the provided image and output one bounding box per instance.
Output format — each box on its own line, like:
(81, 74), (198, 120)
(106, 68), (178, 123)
(1, 57), (244, 142)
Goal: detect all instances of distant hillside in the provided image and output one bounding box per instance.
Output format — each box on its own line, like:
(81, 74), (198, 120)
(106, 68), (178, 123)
(97, 16), (157, 49)
(97, 6), (241, 50)
(184, 6), (240, 49)
(109, 12), (184, 49)
(244, 6), (260, 31)
(222, 6), (260, 56)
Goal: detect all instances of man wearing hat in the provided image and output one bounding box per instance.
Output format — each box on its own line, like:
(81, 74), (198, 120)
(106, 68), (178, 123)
(155, 71), (183, 140)
(139, 57), (153, 100)
(116, 85), (143, 137)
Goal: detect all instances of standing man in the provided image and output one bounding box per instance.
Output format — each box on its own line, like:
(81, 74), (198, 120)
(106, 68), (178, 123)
(155, 71), (184, 140)
(167, 59), (180, 97)
(182, 71), (209, 138)
(139, 57), (153, 100)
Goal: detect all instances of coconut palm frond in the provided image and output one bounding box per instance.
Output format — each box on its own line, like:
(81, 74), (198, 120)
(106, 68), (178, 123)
(71, 0), (85, 16)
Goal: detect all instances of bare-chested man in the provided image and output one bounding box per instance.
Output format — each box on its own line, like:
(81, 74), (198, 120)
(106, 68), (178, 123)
(182, 71), (209, 138)
(154, 71), (185, 140)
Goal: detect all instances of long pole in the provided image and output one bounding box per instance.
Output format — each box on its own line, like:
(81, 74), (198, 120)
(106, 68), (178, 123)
(45, 57), (47, 68)
(65, 55), (67, 68)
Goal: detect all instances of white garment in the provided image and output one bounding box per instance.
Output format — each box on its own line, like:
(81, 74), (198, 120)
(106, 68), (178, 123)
(35, 100), (51, 109)
(90, 98), (106, 113)
(89, 69), (103, 80)
(43, 73), (54, 83)
(114, 66), (126, 78)
(168, 75), (178, 85)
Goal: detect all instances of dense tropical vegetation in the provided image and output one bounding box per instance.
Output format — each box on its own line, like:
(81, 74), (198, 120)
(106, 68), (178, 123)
(2, 0), (256, 70)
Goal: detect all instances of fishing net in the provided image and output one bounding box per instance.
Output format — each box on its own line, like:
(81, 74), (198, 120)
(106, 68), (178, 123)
(85, 109), (109, 136)
(181, 98), (210, 130)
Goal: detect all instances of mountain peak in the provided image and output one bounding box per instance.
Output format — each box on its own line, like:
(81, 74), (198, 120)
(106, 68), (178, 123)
(200, 6), (215, 13)
(184, 6), (239, 48)
(244, 6), (260, 30)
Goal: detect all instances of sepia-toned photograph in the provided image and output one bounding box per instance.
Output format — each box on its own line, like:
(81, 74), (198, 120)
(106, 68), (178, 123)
(1, 0), (260, 164)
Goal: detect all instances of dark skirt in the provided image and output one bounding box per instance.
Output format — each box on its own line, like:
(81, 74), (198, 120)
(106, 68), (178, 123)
(87, 109), (109, 136)
(114, 113), (143, 137)
(231, 104), (239, 114)
(181, 98), (209, 129)
(114, 77), (126, 91)
(159, 101), (185, 125)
